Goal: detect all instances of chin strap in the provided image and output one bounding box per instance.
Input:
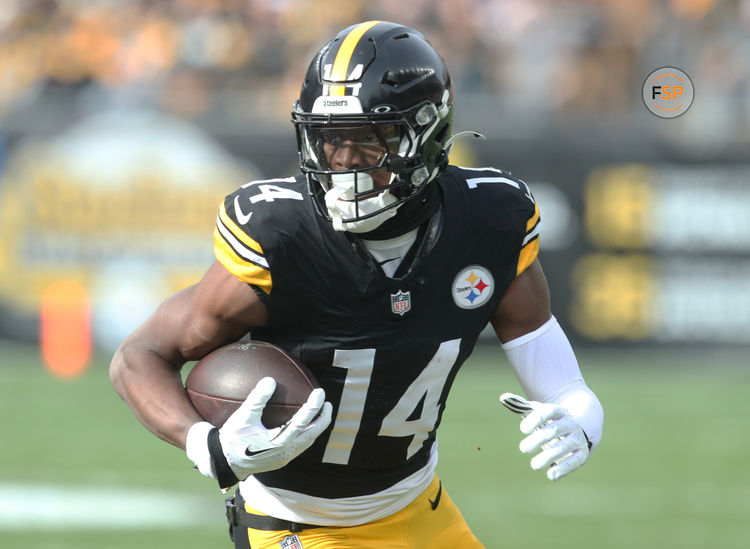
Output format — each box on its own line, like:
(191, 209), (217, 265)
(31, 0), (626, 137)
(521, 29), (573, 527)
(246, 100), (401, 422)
(359, 182), (441, 241)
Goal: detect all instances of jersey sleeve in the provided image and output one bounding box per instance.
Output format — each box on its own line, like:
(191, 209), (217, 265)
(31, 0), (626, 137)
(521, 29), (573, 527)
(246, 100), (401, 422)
(213, 193), (273, 294)
(449, 165), (542, 278)
(516, 198), (540, 276)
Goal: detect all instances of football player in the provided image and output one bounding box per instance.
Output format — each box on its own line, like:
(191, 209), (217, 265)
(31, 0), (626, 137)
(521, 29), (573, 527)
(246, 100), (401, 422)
(110, 21), (603, 549)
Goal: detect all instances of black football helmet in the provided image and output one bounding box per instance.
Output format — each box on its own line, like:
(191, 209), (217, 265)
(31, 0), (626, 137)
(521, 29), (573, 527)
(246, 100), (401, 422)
(292, 21), (454, 233)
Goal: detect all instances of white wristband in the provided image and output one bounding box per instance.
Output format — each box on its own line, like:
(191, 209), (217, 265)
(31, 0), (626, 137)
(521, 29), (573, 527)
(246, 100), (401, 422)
(186, 421), (216, 479)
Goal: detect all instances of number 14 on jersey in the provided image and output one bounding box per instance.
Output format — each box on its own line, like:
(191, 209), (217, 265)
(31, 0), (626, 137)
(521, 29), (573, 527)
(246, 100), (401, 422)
(322, 339), (460, 465)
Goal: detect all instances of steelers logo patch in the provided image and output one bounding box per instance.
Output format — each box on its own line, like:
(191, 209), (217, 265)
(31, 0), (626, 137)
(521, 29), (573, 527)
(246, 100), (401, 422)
(452, 265), (494, 309)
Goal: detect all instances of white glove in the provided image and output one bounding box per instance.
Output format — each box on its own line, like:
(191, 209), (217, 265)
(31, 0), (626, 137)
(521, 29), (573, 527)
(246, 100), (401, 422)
(499, 392), (590, 481)
(187, 377), (332, 489)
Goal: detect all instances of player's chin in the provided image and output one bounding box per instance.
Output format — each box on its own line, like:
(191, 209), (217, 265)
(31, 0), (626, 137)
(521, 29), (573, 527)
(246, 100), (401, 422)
(371, 168), (391, 186)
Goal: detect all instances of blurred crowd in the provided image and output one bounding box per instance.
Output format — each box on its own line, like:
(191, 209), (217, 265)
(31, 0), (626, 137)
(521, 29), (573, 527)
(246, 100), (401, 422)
(0, 0), (749, 141)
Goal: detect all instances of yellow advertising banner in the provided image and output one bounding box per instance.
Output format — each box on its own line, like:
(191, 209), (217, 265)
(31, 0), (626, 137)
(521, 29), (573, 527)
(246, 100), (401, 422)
(0, 111), (255, 348)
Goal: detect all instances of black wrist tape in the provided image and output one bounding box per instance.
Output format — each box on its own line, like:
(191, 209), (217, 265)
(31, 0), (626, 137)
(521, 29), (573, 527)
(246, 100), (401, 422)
(207, 427), (240, 490)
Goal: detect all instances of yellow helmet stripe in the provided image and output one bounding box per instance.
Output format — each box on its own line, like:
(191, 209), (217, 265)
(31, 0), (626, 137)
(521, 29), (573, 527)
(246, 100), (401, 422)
(329, 20), (382, 96)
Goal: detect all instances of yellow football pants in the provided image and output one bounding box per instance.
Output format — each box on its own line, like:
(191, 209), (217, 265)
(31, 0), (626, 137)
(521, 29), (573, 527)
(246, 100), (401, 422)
(240, 475), (484, 548)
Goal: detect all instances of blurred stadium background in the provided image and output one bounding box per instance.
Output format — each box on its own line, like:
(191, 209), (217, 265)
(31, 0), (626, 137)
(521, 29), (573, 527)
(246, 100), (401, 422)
(1, 1), (749, 548)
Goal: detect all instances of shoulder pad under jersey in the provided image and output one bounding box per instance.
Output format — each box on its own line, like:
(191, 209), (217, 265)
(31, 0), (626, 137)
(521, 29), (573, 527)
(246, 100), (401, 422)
(449, 165), (540, 276)
(213, 177), (306, 294)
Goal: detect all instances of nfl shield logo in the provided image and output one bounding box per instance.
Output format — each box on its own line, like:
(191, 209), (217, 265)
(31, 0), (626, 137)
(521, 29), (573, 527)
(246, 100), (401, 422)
(280, 534), (303, 549)
(390, 290), (411, 316)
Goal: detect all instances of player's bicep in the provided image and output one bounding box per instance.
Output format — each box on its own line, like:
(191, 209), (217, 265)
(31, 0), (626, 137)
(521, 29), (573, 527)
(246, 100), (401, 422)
(491, 259), (551, 343)
(181, 261), (268, 360)
(133, 261), (267, 365)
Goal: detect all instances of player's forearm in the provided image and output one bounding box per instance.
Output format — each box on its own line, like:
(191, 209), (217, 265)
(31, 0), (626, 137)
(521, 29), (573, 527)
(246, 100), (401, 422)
(110, 341), (203, 450)
(501, 315), (604, 449)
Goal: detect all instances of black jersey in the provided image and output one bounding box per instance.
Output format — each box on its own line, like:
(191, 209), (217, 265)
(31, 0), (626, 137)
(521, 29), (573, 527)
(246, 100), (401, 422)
(213, 165), (540, 499)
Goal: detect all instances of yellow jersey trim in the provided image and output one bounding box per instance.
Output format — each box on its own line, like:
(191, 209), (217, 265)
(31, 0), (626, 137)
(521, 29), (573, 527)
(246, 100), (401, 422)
(526, 203), (540, 232)
(516, 238), (539, 277)
(218, 202), (264, 254)
(214, 227), (272, 294)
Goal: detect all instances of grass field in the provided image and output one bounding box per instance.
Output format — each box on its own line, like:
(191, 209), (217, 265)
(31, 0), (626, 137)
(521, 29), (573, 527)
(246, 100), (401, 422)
(1, 341), (749, 548)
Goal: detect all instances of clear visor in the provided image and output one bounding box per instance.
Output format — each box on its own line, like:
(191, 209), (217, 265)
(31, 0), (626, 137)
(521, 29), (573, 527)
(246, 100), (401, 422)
(298, 122), (408, 188)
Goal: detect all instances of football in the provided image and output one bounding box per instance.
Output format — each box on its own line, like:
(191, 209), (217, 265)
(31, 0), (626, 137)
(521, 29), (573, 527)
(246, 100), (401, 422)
(185, 340), (319, 428)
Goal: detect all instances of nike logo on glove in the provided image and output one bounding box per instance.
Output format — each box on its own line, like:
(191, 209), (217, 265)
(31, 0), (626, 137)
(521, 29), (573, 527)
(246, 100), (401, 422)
(245, 419), (294, 456)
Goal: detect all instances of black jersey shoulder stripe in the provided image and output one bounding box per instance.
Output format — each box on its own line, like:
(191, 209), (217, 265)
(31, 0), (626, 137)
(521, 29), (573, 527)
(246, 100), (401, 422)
(523, 202), (541, 246)
(517, 234), (540, 276)
(523, 224), (541, 247)
(517, 200), (541, 276)
(525, 202), (540, 232)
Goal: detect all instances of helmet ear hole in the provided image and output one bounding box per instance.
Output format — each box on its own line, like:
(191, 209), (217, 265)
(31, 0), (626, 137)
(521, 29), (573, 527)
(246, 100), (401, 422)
(435, 150), (449, 172)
